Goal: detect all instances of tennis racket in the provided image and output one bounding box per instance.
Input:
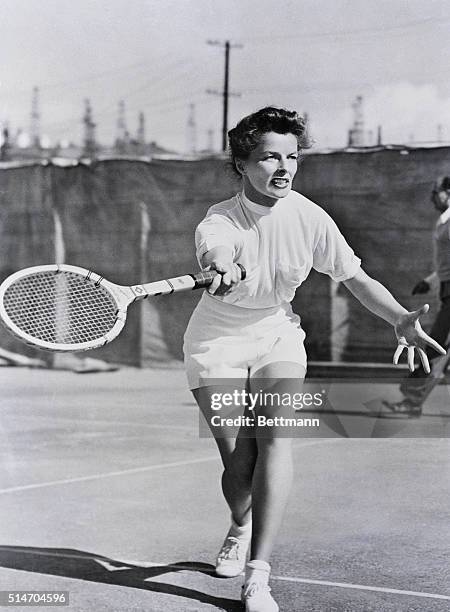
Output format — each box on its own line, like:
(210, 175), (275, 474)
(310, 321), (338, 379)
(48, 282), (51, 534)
(0, 263), (246, 352)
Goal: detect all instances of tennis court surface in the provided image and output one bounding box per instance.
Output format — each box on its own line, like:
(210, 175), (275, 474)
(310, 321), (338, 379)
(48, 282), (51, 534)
(0, 367), (449, 611)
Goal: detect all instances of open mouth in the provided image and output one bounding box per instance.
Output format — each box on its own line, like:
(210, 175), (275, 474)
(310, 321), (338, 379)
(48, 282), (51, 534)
(271, 177), (290, 189)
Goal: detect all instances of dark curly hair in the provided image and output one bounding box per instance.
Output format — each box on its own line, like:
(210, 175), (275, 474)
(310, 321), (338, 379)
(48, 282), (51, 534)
(439, 176), (450, 191)
(228, 106), (312, 176)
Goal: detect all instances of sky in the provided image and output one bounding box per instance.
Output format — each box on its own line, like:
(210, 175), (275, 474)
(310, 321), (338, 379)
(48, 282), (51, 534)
(1, 0), (450, 153)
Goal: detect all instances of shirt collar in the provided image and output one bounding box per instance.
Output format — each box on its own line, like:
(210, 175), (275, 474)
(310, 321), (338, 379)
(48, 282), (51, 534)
(239, 191), (277, 216)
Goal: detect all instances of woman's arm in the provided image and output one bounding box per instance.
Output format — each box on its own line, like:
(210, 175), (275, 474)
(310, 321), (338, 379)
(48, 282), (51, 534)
(343, 268), (445, 371)
(342, 268), (408, 325)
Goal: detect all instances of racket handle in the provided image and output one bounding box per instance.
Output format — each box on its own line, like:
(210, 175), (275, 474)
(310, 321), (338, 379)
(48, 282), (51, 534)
(191, 264), (246, 289)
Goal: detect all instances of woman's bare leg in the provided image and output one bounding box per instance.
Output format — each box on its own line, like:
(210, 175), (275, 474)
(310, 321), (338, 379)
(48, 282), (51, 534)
(193, 384), (257, 525)
(248, 362), (305, 561)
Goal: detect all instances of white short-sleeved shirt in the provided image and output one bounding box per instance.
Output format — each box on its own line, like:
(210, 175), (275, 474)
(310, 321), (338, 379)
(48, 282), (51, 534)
(195, 190), (361, 309)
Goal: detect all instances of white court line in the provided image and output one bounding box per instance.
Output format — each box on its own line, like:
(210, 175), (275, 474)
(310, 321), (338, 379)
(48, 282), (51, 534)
(115, 560), (450, 601)
(0, 438), (333, 495)
(14, 414), (194, 431)
(2, 548), (447, 603)
(0, 456), (219, 495)
(271, 574), (450, 601)
(112, 562), (450, 602)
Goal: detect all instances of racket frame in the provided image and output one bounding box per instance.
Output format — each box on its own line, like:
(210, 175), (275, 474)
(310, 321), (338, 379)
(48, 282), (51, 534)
(0, 264), (132, 352)
(0, 263), (223, 352)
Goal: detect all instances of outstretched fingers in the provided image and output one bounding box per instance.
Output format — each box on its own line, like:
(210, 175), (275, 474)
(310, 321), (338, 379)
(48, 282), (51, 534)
(393, 342), (406, 365)
(420, 331), (447, 356)
(393, 341), (417, 371)
(407, 346), (415, 372)
(393, 303), (446, 371)
(393, 343), (430, 373)
(417, 347), (431, 374)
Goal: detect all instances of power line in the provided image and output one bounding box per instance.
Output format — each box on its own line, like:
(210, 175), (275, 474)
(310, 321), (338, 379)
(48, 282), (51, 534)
(246, 14), (450, 44)
(41, 91), (210, 137)
(240, 61), (450, 97)
(39, 61), (201, 134)
(90, 59), (195, 113)
(2, 53), (195, 97)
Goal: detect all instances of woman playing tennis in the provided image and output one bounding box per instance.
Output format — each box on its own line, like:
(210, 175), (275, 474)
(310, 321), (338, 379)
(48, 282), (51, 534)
(183, 107), (444, 612)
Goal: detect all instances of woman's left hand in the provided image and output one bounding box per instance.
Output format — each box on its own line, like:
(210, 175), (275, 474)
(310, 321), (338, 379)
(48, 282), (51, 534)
(393, 304), (446, 373)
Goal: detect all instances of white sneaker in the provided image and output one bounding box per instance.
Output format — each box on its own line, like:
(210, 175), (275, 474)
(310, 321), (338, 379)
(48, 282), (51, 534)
(241, 580), (279, 612)
(215, 533), (250, 578)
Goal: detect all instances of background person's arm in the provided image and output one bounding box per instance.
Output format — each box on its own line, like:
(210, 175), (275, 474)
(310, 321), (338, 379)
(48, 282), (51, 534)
(412, 271), (438, 295)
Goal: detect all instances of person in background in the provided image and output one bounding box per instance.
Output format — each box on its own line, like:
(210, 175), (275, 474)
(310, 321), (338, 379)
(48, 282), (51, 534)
(386, 176), (450, 416)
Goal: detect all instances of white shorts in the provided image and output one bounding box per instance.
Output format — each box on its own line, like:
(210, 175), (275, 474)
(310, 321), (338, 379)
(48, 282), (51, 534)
(183, 292), (307, 389)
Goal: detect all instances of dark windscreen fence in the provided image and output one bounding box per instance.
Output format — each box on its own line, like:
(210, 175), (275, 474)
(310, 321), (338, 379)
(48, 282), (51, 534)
(0, 163), (55, 361)
(293, 146), (450, 363)
(1, 148), (449, 366)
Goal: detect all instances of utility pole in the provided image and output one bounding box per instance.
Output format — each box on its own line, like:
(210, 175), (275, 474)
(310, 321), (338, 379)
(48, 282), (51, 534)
(207, 40), (242, 151)
(223, 41), (230, 150)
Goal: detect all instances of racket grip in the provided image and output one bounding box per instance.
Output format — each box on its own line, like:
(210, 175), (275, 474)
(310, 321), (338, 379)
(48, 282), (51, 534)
(191, 264), (246, 289)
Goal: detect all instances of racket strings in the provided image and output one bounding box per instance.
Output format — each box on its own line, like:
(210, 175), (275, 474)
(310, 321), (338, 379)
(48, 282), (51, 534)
(3, 271), (119, 345)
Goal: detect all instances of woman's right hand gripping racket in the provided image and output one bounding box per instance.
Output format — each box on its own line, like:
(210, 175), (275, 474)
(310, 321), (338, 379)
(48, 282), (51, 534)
(0, 263), (246, 352)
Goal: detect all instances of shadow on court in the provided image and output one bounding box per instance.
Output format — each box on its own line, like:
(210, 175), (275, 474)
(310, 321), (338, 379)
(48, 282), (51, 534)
(1, 367), (450, 611)
(0, 546), (242, 612)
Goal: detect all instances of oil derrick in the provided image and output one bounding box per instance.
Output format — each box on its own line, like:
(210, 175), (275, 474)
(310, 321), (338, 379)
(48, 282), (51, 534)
(82, 99), (97, 158)
(0, 126), (11, 161)
(187, 103), (197, 154)
(30, 86), (41, 150)
(347, 95), (365, 147)
(115, 100), (130, 154)
(136, 111), (146, 154)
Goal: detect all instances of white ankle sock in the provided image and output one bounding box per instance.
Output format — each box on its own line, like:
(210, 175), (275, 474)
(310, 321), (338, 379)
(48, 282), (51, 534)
(245, 559), (271, 585)
(230, 516), (252, 539)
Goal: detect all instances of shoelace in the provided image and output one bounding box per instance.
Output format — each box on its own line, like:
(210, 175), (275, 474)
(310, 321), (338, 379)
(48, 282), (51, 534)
(243, 581), (271, 598)
(218, 537), (241, 560)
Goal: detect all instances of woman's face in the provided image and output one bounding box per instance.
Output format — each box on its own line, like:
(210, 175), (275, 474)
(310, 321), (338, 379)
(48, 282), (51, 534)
(238, 131), (299, 206)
